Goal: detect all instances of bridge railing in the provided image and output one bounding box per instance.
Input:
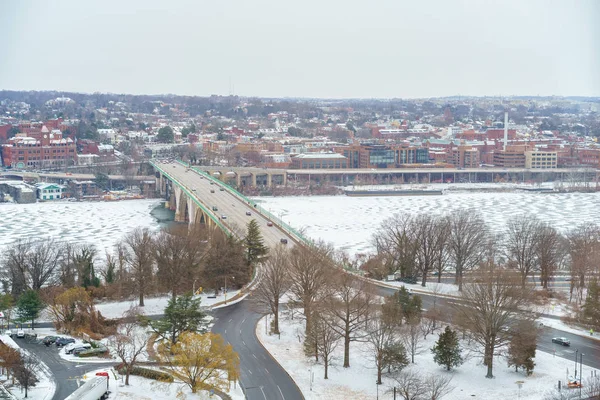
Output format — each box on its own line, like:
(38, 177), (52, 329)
(181, 161), (314, 246)
(151, 161), (232, 235)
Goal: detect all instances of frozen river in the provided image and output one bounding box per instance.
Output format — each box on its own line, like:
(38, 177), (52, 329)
(0, 199), (162, 255)
(254, 191), (600, 255)
(0, 191), (598, 260)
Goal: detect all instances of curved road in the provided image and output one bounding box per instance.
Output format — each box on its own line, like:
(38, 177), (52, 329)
(212, 300), (304, 400)
(16, 335), (115, 400)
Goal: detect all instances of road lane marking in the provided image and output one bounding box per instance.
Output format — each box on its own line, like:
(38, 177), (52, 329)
(248, 369), (253, 375)
(242, 318), (246, 324)
(278, 385), (285, 400)
(260, 386), (267, 400)
(242, 340), (246, 346)
(253, 354), (258, 359)
(265, 368), (270, 374)
(229, 319), (233, 323)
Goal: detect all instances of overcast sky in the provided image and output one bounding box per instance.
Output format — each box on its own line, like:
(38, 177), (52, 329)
(1, 0), (599, 99)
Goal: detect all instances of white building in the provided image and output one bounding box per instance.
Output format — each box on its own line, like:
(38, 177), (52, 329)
(35, 183), (66, 200)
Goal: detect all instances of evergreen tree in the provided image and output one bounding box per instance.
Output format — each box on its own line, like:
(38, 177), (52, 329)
(245, 219), (269, 266)
(150, 293), (207, 345)
(583, 278), (600, 329)
(431, 326), (463, 371)
(157, 126), (174, 143)
(389, 288), (422, 323)
(104, 261), (115, 284)
(382, 341), (409, 373)
(507, 320), (537, 375)
(16, 290), (44, 328)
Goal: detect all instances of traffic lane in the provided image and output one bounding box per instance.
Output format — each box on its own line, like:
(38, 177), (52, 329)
(169, 165), (294, 246)
(212, 301), (303, 400)
(15, 336), (116, 400)
(368, 282), (600, 369)
(538, 327), (600, 371)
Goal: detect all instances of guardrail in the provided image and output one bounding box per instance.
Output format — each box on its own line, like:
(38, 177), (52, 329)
(182, 161), (314, 246)
(150, 161), (232, 235)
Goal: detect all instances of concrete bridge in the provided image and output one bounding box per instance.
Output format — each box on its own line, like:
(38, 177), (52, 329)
(152, 160), (302, 245)
(192, 165), (287, 188)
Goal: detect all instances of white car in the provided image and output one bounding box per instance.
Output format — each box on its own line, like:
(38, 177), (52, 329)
(16, 330), (25, 338)
(65, 342), (91, 354)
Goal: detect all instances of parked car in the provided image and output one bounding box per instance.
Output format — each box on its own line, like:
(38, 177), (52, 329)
(43, 336), (59, 346)
(245, 211), (251, 216)
(4, 330), (12, 337)
(56, 337), (76, 347)
(552, 337), (570, 346)
(67, 343), (92, 355)
(16, 330), (25, 339)
(72, 346), (94, 356)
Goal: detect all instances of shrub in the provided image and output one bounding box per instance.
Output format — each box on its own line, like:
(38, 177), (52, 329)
(116, 365), (173, 383)
(78, 347), (109, 358)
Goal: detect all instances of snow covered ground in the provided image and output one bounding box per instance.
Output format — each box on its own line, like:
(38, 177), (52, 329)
(257, 312), (591, 400)
(0, 334), (56, 400)
(254, 190), (600, 255)
(82, 367), (245, 400)
(93, 290), (241, 320)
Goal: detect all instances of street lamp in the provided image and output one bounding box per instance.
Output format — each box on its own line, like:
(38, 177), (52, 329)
(580, 353), (584, 399)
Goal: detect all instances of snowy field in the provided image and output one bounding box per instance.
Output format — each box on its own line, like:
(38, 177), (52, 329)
(257, 312), (591, 400)
(0, 199), (162, 255)
(254, 191), (600, 255)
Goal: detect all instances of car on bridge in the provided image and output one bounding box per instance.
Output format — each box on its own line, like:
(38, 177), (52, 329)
(221, 215), (227, 220)
(280, 239), (288, 244)
(552, 337), (570, 346)
(210, 189), (215, 193)
(212, 206), (218, 211)
(267, 222), (273, 226)
(246, 211), (251, 216)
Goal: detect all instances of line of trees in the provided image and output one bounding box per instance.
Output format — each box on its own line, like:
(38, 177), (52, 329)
(370, 211), (600, 298)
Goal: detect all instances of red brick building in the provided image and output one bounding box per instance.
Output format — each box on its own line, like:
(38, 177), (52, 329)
(1, 126), (76, 169)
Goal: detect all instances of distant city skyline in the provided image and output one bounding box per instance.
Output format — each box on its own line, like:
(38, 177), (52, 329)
(1, 0), (599, 99)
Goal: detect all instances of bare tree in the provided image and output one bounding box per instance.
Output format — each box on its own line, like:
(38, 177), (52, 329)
(413, 215), (448, 287)
(288, 242), (333, 337)
(324, 272), (373, 368)
(153, 224), (208, 299)
(401, 317), (423, 364)
(123, 228), (155, 306)
(447, 210), (488, 291)
(453, 266), (535, 378)
(584, 374), (600, 399)
(1, 239), (31, 296)
(422, 374), (454, 400)
(535, 224), (566, 289)
(366, 308), (401, 384)
(252, 245), (291, 335)
(27, 240), (62, 291)
(314, 314), (341, 379)
(393, 370), (427, 400)
(14, 353), (39, 398)
(505, 215), (541, 287)
(567, 223), (600, 303)
(108, 307), (147, 385)
(373, 214), (419, 278)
